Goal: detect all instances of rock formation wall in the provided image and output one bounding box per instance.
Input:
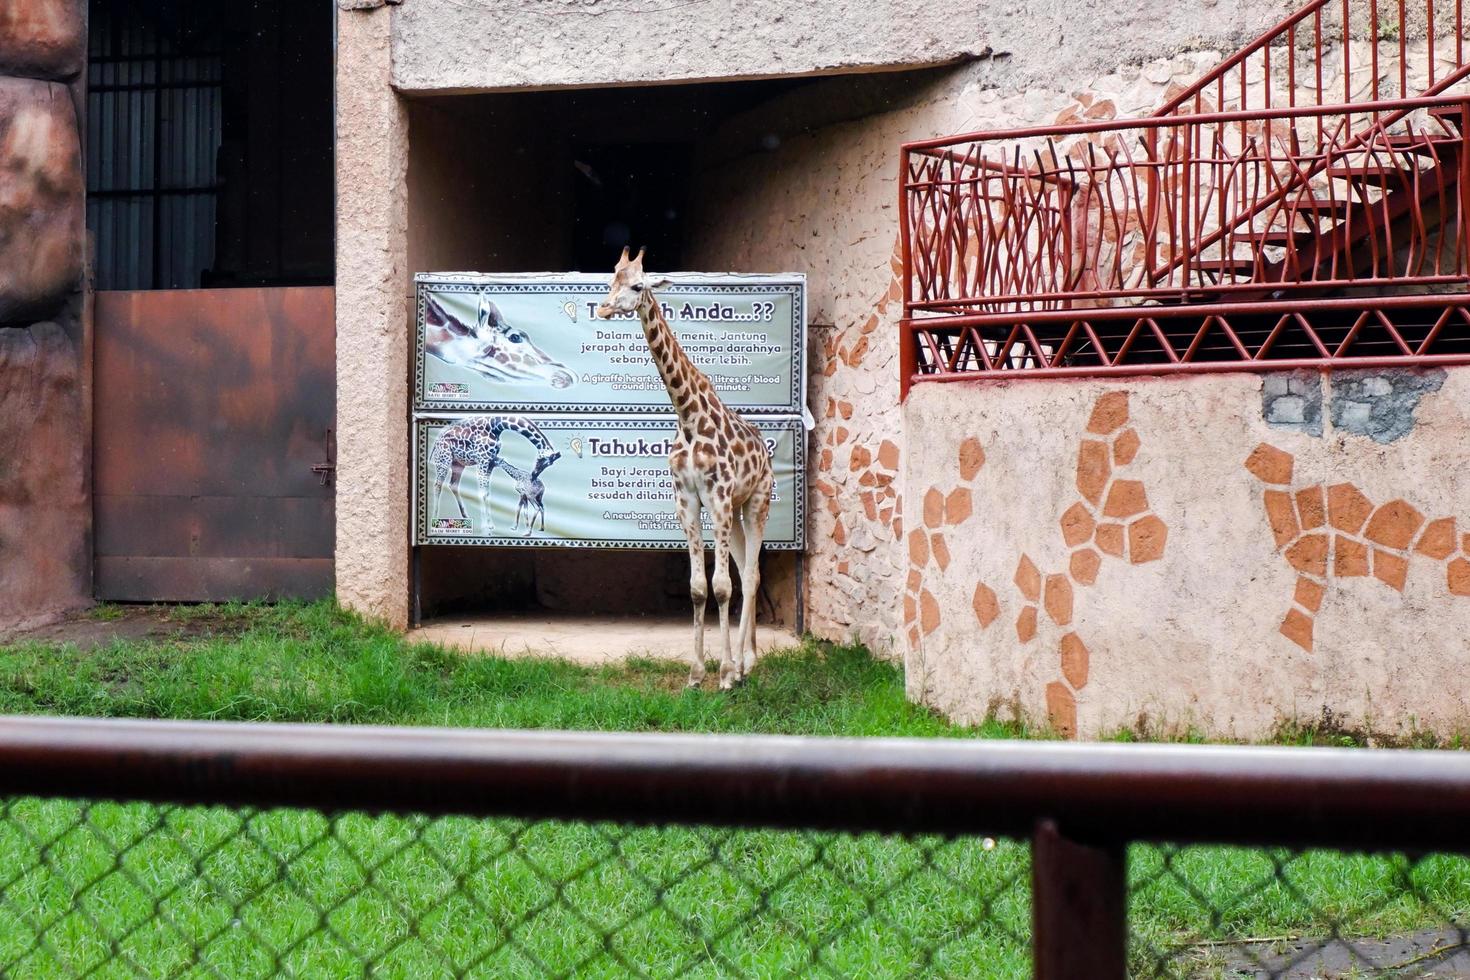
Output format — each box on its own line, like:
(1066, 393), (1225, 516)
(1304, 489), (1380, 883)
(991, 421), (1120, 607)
(0, 0), (89, 628)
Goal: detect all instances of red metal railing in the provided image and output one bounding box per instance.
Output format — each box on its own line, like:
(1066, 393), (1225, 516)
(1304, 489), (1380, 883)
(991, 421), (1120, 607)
(903, 98), (1470, 314)
(1154, 0), (1470, 120)
(897, 0), (1470, 392)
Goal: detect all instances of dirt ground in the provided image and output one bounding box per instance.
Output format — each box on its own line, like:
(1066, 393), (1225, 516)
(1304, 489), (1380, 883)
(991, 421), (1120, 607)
(1188, 928), (1470, 978)
(0, 605), (250, 650)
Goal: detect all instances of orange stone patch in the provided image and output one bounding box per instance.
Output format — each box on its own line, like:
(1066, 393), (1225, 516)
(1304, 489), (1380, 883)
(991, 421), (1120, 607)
(945, 488), (974, 525)
(1045, 682), (1078, 738)
(849, 445), (872, 471)
(838, 400), (854, 420)
(1076, 440), (1111, 505)
(972, 582), (1000, 628)
(1449, 558), (1470, 597)
(837, 561), (850, 577)
(1245, 443), (1294, 485)
(819, 449), (833, 470)
(832, 520), (847, 546)
(906, 569), (922, 592)
(1102, 479), (1148, 519)
(1295, 485), (1326, 531)
(835, 426), (850, 444)
(919, 589), (941, 635)
(1373, 549), (1409, 592)
(1086, 391), (1129, 435)
(1112, 428), (1140, 465)
(1128, 515), (1168, 564)
(1010, 555), (1041, 602)
(1327, 483), (1373, 534)
(1415, 518), (1457, 560)
(1334, 535), (1369, 577)
(908, 529), (930, 567)
(877, 439), (900, 471)
(1095, 523), (1126, 558)
(858, 471), (877, 488)
(903, 594), (917, 626)
(1060, 502), (1096, 547)
(1285, 534), (1328, 577)
(1294, 577), (1325, 612)
(923, 488), (944, 528)
(860, 492), (877, 521)
(1280, 608), (1314, 652)
(931, 533), (951, 572)
(1059, 633), (1089, 689)
(958, 437), (986, 481)
(1263, 490), (1300, 549)
(1016, 606), (1038, 643)
(1364, 499), (1425, 551)
(1044, 574), (1074, 626)
(1070, 548), (1102, 585)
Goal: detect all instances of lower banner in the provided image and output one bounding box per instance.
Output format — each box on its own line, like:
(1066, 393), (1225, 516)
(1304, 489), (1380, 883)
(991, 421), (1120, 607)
(414, 415), (806, 549)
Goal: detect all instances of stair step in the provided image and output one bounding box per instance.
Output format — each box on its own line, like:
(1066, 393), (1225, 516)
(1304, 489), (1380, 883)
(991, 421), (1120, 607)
(1381, 134), (1463, 156)
(1326, 165), (1429, 187)
(1286, 197), (1354, 218)
(1192, 257), (1260, 278)
(1238, 228), (1314, 247)
(1429, 104), (1468, 129)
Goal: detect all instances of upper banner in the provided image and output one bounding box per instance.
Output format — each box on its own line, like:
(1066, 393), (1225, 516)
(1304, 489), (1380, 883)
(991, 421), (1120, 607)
(414, 272), (805, 414)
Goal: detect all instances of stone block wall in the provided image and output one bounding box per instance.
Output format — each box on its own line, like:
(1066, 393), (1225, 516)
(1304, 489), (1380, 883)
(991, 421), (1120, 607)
(0, 0), (88, 629)
(903, 368), (1470, 741)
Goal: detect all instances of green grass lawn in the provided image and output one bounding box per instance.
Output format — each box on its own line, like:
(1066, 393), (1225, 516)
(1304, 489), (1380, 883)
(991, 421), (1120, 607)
(0, 601), (1466, 978)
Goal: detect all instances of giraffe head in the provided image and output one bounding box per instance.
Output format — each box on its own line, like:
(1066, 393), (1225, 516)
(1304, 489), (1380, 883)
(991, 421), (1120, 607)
(594, 247), (671, 319)
(531, 445), (562, 478)
(424, 292), (575, 390)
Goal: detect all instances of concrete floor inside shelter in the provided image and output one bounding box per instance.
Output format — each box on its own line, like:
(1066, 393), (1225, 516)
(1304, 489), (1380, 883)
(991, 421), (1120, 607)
(409, 613), (802, 666)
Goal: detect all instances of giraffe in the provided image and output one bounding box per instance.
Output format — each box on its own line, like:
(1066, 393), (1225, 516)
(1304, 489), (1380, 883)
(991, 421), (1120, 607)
(424, 290), (575, 389)
(497, 457), (553, 535)
(595, 247), (775, 689)
(430, 415), (560, 530)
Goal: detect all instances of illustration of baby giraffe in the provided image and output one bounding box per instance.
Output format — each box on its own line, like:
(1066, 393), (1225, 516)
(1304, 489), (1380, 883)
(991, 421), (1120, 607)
(596, 247), (774, 689)
(497, 455), (557, 535)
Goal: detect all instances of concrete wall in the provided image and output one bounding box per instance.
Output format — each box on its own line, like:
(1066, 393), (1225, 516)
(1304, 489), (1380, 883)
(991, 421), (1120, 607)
(335, 2), (411, 629)
(903, 370), (1470, 741)
(390, 0), (1295, 94)
(686, 49), (1231, 654)
(0, 0), (89, 629)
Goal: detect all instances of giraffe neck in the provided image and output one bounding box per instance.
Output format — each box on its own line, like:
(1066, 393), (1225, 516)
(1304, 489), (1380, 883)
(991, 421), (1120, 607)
(637, 295), (713, 431)
(490, 416), (553, 451)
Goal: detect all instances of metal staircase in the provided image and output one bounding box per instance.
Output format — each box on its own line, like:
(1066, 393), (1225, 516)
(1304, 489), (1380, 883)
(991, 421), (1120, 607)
(898, 0), (1470, 389)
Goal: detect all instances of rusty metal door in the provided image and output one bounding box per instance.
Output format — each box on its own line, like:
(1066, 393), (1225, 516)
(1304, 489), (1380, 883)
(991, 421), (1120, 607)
(93, 287), (335, 601)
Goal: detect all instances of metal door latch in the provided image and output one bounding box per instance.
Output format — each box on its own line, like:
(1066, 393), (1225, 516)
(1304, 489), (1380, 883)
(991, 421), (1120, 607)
(312, 428), (336, 486)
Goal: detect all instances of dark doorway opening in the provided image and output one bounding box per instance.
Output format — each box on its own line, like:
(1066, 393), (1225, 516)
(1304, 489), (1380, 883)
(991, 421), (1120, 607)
(405, 78), (818, 627)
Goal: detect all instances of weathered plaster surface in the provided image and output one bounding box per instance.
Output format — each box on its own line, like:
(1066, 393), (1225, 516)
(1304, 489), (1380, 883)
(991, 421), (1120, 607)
(0, 0), (87, 630)
(903, 370), (1470, 741)
(0, 0), (85, 81)
(0, 316), (89, 627)
(335, 5), (412, 629)
(389, 0), (1294, 95)
(0, 76), (82, 323)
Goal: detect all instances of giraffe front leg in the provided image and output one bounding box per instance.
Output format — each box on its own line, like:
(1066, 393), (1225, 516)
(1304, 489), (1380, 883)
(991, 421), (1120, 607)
(675, 486), (707, 687)
(475, 463), (496, 529)
(710, 507), (738, 691)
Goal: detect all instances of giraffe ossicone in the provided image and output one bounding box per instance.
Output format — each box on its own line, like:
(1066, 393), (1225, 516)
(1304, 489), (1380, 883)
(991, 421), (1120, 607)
(595, 247), (775, 690)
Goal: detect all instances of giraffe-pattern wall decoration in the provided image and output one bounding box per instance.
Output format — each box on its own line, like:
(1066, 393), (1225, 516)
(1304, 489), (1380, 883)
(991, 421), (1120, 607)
(904, 392), (1170, 738)
(1244, 442), (1470, 652)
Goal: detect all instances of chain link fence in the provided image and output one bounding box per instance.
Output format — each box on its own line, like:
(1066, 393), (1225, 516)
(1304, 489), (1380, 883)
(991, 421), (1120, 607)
(3, 718), (1470, 978)
(0, 799), (1031, 978)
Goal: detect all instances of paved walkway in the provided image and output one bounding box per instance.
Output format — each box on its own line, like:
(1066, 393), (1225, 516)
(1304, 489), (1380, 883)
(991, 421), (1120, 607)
(409, 613), (801, 665)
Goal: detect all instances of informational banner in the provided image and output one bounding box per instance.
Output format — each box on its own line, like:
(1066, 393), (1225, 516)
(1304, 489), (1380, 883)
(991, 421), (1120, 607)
(414, 272), (805, 414)
(414, 415), (805, 550)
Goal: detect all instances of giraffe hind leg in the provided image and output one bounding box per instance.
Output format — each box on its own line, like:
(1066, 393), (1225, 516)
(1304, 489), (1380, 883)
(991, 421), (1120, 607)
(735, 482), (772, 676)
(475, 463), (496, 529)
